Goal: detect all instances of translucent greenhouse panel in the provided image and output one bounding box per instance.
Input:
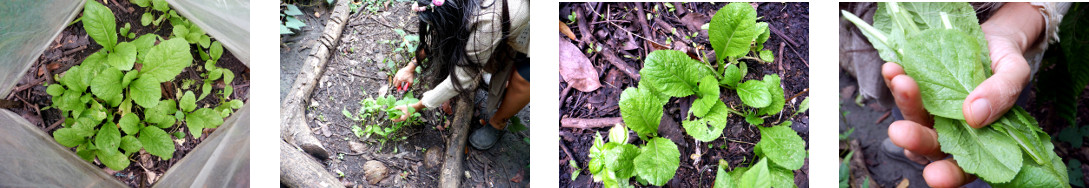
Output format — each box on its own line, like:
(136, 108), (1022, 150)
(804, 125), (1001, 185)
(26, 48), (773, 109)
(0, 0), (85, 97)
(167, 0), (250, 64)
(0, 109), (127, 187)
(154, 103), (250, 187)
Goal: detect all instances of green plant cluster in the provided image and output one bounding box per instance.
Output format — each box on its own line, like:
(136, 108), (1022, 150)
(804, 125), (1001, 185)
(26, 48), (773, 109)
(280, 3), (306, 35)
(48, 0), (243, 171)
(344, 92), (422, 148)
(842, 2), (1068, 187)
(585, 3), (807, 187)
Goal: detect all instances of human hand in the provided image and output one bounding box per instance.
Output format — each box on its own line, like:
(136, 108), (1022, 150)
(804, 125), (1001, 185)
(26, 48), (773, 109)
(883, 3), (1040, 186)
(392, 102), (423, 122)
(392, 60), (416, 91)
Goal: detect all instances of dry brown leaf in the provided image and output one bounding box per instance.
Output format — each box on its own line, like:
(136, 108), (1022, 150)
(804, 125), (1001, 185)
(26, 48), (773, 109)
(896, 178), (909, 188)
(559, 20), (577, 40)
(558, 38), (601, 92)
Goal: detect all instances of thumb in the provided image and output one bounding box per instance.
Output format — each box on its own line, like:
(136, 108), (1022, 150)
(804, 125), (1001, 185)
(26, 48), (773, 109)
(963, 47), (1030, 128)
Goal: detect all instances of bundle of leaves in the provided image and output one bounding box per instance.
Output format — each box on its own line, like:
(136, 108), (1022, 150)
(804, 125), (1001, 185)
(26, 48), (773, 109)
(585, 3), (807, 187)
(47, 1), (243, 171)
(344, 92), (422, 148)
(842, 2), (1068, 187)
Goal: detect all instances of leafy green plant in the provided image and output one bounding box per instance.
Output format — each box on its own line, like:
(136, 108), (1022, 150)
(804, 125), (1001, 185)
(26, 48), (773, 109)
(345, 92), (422, 148)
(842, 2), (1068, 187)
(48, 1), (241, 171)
(281, 4), (306, 35)
(586, 3), (806, 187)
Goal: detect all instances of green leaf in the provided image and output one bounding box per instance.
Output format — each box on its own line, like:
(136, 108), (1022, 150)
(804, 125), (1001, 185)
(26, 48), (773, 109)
(97, 149), (130, 171)
(141, 12), (153, 26)
(745, 113), (764, 125)
(180, 91), (196, 112)
(900, 29), (987, 119)
(186, 108), (224, 139)
(604, 143), (640, 180)
(756, 124), (806, 170)
(738, 80), (771, 108)
(47, 84), (65, 97)
(934, 117), (1021, 183)
(130, 77), (162, 108)
(758, 74), (785, 116)
(619, 87), (667, 140)
(759, 49), (774, 63)
(280, 24), (294, 35)
(151, 0), (170, 12)
(683, 119), (723, 142)
(119, 113), (141, 135)
(768, 165), (797, 188)
(139, 126), (175, 159)
(284, 16), (306, 30)
(140, 38), (192, 82)
(107, 42), (137, 70)
(993, 134), (1069, 188)
(608, 123), (629, 144)
(53, 127), (88, 147)
(721, 63), (743, 88)
(210, 41), (224, 61)
(714, 160), (734, 188)
(83, 1), (117, 51)
(794, 97), (809, 116)
(131, 0), (151, 7)
(756, 22), (772, 47)
(640, 50), (714, 97)
(284, 4), (304, 16)
(131, 34), (157, 59)
(90, 68), (124, 100)
(145, 99), (177, 128)
(634, 138), (680, 186)
(94, 123), (121, 156)
(740, 158), (771, 188)
(709, 2), (759, 63)
(120, 135), (142, 153)
(121, 70), (139, 88)
(692, 76), (720, 117)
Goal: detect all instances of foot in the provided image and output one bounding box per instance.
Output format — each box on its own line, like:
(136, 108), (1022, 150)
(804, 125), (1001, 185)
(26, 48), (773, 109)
(470, 119), (505, 150)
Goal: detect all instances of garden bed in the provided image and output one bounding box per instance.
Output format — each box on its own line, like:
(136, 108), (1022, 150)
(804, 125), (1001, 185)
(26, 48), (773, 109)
(558, 2), (809, 187)
(3, 1), (249, 187)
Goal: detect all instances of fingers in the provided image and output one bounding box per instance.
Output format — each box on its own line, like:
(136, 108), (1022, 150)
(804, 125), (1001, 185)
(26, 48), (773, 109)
(882, 62), (933, 126)
(923, 159), (975, 188)
(963, 45), (1030, 128)
(888, 120), (947, 160)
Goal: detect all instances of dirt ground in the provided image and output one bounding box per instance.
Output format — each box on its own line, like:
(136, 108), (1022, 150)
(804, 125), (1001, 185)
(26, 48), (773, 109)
(3, 1), (250, 187)
(280, 2), (531, 187)
(558, 2), (809, 187)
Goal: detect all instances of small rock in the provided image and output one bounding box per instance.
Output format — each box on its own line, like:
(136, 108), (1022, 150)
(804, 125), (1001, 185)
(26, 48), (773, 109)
(363, 161), (388, 185)
(350, 141), (366, 153)
(425, 146), (443, 168)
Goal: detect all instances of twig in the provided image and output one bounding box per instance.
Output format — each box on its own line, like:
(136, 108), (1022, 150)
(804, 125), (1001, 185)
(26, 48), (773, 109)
(601, 49), (641, 80)
(726, 138), (755, 145)
(769, 26), (799, 48)
(560, 117), (622, 129)
(786, 88), (809, 103)
(876, 111), (891, 124)
(789, 44), (809, 67)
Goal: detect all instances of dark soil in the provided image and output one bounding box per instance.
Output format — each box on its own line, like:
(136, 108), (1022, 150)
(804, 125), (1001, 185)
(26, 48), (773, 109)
(558, 2), (809, 187)
(3, 1), (250, 187)
(280, 1), (331, 101)
(285, 2), (531, 187)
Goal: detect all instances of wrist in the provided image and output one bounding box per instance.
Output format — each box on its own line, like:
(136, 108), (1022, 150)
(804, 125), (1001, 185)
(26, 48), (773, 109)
(411, 102), (425, 111)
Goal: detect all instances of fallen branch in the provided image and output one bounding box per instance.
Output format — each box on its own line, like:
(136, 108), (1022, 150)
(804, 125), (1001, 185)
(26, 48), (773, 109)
(280, 140), (343, 188)
(600, 49), (640, 80)
(281, 0), (352, 160)
(439, 95), (475, 188)
(560, 117), (622, 129)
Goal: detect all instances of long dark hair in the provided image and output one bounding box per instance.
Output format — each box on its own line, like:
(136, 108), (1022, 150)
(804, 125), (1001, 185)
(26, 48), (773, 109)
(416, 0), (512, 94)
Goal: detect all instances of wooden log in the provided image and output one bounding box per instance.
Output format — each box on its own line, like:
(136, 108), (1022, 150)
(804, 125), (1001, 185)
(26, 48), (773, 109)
(439, 96), (475, 188)
(560, 117), (622, 129)
(280, 140), (343, 188)
(280, 0), (351, 160)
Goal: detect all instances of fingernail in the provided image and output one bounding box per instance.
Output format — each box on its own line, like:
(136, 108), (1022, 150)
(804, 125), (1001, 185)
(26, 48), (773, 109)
(968, 99), (991, 127)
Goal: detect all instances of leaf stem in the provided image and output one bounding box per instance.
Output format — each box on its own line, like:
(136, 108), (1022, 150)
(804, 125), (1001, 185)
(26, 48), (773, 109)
(738, 56), (767, 64)
(840, 10), (890, 46)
